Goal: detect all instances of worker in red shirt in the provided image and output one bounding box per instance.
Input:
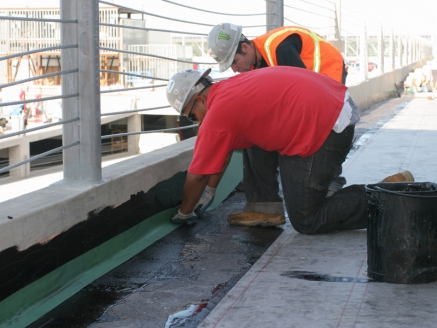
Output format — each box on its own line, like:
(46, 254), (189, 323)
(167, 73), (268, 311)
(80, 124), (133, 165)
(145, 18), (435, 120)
(165, 67), (413, 233)
(201, 23), (349, 226)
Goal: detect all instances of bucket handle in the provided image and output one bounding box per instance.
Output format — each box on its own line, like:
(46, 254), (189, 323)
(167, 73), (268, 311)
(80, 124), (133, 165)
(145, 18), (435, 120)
(365, 185), (437, 198)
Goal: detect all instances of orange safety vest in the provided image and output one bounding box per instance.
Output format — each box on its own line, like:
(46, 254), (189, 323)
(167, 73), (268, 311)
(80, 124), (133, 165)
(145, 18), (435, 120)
(252, 26), (344, 83)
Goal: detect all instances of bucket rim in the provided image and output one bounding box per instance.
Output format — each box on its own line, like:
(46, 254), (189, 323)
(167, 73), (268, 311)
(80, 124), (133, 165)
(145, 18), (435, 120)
(365, 185), (437, 198)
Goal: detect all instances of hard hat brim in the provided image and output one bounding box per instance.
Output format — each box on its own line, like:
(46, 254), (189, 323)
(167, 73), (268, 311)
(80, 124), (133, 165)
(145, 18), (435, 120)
(195, 68), (212, 86)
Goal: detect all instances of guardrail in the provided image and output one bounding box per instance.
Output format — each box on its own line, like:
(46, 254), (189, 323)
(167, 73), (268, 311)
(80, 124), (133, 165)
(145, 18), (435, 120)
(0, 0), (433, 183)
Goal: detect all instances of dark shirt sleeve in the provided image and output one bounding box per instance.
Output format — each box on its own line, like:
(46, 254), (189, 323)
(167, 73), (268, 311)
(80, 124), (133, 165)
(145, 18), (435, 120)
(275, 34), (307, 69)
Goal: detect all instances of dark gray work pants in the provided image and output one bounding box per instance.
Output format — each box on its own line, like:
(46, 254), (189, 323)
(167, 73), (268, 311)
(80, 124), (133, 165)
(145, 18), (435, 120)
(243, 125), (367, 234)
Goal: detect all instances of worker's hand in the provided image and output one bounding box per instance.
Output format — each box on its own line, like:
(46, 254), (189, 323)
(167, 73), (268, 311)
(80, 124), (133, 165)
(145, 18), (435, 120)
(171, 209), (198, 225)
(195, 185), (216, 215)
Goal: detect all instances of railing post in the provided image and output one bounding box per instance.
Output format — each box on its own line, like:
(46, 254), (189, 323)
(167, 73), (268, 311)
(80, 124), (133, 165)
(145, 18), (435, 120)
(360, 22), (369, 80)
(412, 38), (416, 63)
(378, 25), (384, 74)
(266, 0), (284, 32)
(398, 33), (403, 67)
(61, 0), (102, 182)
(334, 0), (341, 41)
(390, 30), (395, 71)
(427, 34), (437, 60)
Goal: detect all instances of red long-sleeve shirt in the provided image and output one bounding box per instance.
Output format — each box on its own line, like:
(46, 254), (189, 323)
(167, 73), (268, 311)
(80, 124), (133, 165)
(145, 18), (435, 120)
(189, 66), (347, 175)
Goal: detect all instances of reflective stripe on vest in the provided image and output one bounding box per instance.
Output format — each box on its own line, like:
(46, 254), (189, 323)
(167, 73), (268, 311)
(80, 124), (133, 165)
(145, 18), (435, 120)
(263, 27), (324, 73)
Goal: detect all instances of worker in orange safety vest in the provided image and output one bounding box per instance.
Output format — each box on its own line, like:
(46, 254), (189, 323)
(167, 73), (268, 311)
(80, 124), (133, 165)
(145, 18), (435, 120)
(208, 24), (347, 83)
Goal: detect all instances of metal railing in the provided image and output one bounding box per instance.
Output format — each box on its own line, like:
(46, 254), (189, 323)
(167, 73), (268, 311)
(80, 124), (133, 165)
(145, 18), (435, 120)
(0, 0), (434, 185)
(0, 11), (79, 178)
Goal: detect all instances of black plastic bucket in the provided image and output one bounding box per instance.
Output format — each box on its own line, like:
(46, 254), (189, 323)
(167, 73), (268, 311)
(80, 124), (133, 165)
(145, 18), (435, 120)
(365, 182), (437, 284)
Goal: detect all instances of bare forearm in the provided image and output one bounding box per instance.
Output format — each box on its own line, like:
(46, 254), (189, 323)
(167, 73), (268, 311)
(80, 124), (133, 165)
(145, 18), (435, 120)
(180, 173), (210, 214)
(206, 151), (234, 188)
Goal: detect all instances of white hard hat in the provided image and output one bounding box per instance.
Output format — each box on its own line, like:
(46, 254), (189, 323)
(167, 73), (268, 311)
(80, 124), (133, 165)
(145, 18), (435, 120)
(166, 68), (212, 114)
(207, 23), (243, 72)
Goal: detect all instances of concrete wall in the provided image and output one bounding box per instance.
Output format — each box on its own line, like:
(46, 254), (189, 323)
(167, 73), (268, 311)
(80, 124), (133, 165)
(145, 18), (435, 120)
(348, 59), (431, 111)
(0, 138), (194, 253)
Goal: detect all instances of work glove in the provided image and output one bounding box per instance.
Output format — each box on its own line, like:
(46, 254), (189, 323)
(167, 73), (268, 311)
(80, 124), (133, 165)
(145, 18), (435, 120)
(171, 209), (198, 225)
(195, 185), (216, 215)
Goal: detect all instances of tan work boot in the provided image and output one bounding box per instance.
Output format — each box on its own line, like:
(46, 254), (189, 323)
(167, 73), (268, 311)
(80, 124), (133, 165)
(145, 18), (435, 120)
(227, 212), (286, 227)
(382, 170), (414, 182)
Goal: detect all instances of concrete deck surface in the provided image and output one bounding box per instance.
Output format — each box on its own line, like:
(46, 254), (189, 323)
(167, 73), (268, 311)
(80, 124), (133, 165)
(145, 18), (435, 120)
(198, 94), (437, 328)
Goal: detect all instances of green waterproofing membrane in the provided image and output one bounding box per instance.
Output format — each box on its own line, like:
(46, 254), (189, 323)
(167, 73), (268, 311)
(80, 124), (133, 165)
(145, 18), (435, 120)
(0, 151), (243, 327)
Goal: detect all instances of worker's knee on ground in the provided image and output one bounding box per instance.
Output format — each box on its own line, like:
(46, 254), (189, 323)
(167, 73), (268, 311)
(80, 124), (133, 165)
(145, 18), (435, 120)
(289, 221), (321, 235)
(288, 214), (323, 235)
